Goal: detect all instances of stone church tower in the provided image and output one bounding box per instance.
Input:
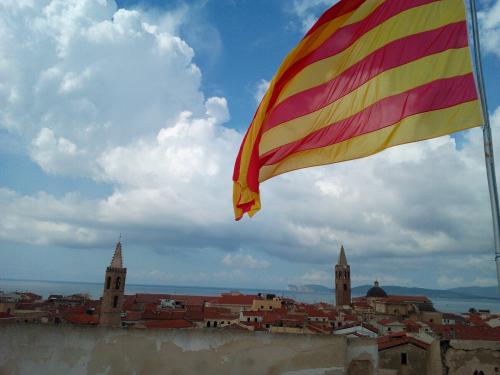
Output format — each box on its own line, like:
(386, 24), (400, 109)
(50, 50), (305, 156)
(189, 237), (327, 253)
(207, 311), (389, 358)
(335, 245), (351, 307)
(99, 240), (127, 327)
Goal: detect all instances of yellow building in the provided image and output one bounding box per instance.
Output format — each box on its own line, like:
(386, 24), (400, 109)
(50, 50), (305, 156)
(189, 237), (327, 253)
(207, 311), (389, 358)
(252, 294), (282, 311)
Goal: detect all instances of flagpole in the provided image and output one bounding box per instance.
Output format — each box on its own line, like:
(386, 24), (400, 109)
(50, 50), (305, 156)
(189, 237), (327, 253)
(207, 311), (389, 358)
(469, 0), (500, 294)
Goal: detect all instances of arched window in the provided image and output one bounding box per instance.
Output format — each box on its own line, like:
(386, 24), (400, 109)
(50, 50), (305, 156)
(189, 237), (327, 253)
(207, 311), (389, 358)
(106, 276), (111, 289)
(343, 284), (347, 291)
(115, 277), (121, 290)
(113, 295), (118, 308)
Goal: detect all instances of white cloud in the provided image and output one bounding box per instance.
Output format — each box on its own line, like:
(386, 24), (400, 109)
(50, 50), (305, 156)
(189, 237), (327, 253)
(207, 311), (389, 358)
(0, 0), (205, 177)
(222, 252), (271, 269)
(254, 79), (270, 104)
(298, 269), (330, 285)
(291, 0), (338, 32)
(438, 275), (465, 288)
(478, 0), (500, 57)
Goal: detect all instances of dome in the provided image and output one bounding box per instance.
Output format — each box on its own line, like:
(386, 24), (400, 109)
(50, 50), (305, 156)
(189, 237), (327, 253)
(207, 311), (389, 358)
(366, 281), (387, 298)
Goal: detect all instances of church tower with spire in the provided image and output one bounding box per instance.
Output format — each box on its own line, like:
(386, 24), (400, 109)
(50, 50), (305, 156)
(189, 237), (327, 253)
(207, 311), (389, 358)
(99, 240), (127, 327)
(335, 245), (351, 307)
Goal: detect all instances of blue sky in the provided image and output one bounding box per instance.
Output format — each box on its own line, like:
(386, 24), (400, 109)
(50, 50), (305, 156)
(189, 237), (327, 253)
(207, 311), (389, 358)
(1, 0), (500, 291)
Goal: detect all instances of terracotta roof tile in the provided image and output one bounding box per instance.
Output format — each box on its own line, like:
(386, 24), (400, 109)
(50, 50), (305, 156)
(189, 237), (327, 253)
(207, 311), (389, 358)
(203, 307), (238, 320)
(142, 319), (194, 329)
(378, 334), (430, 351)
(209, 294), (258, 306)
(64, 313), (99, 325)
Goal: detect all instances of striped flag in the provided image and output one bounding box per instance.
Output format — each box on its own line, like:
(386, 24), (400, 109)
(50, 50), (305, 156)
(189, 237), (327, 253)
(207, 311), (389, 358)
(233, 0), (483, 220)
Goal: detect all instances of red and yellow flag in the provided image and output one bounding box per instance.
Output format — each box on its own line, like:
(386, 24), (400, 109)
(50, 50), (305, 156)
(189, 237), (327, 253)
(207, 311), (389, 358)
(233, 0), (483, 220)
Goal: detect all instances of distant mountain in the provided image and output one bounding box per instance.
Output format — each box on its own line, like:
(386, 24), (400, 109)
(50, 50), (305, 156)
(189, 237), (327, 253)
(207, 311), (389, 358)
(288, 284), (333, 293)
(353, 285), (499, 300)
(448, 286), (499, 299)
(289, 284), (499, 301)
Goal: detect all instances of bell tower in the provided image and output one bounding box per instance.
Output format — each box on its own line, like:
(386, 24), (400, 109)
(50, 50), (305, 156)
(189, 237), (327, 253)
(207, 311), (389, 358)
(99, 240), (126, 327)
(335, 245), (351, 307)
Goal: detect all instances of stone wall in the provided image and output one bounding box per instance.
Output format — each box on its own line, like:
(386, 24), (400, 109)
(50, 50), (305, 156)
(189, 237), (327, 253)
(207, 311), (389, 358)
(0, 325), (377, 375)
(438, 340), (500, 375)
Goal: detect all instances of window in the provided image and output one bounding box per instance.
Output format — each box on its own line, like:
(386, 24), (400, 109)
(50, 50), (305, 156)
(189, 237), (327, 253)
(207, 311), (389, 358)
(247, 317), (250, 322)
(343, 284), (347, 291)
(401, 353), (407, 365)
(214, 321), (217, 327)
(115, 277), (121, 290)
(254, 318), (258, 322)
(106, 276), (111, 289)
(206, 321), (210, 328)
(388, 327), (392, 332)
(113, 295), (118, 308)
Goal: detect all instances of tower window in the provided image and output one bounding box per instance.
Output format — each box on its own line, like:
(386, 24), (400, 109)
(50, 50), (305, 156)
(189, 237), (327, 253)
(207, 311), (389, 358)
(106, 276), (111, 289)
(115, 277), (121, 290)
(113, 295), (118, 308)
(343, 284), (347, 291)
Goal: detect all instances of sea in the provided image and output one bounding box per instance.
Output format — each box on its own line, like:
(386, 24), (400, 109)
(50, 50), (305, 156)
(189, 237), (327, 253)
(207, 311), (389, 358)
(1, 278), (499, 314)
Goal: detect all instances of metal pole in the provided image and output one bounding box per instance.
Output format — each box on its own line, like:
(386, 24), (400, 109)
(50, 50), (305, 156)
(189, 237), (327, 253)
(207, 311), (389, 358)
(469, 0), (500, 294)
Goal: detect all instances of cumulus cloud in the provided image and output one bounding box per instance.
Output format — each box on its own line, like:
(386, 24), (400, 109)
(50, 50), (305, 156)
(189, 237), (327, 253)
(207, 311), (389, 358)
(254, 79), (270, 104)
(298, 269), (330, 285)
(438, 275), (465, 288)
(222, 252), (271, 269)
(0, 0), (205, 177)
(478, 0), (500, 57)
(291, 0), (338, 32)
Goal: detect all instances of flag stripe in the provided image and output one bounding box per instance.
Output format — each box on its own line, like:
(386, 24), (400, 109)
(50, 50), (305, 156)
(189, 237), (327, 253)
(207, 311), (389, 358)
(259, 47), (473, 156)
(275, 0), (384, 84)
(233, 0), (483, 220)
(275, 0), (466, 106)
(233, 0), (386, 189)
(259, 101), (482, 182)
(264, 21), (468, 132)
(261, 74), (478, 166)
(305, 0), (366, 38)
(266, 0), (440, 114)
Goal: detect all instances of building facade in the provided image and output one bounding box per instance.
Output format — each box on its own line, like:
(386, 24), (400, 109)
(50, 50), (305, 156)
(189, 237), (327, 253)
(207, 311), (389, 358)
(99, 241), (127, 327)
(335, 245), (351, 307)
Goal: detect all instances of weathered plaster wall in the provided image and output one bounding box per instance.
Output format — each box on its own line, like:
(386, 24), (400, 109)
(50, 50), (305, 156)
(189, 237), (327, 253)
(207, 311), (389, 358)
(378, 344), (428, 375)
(440, 340), (500, 375)
(0, 325), (377, 375)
